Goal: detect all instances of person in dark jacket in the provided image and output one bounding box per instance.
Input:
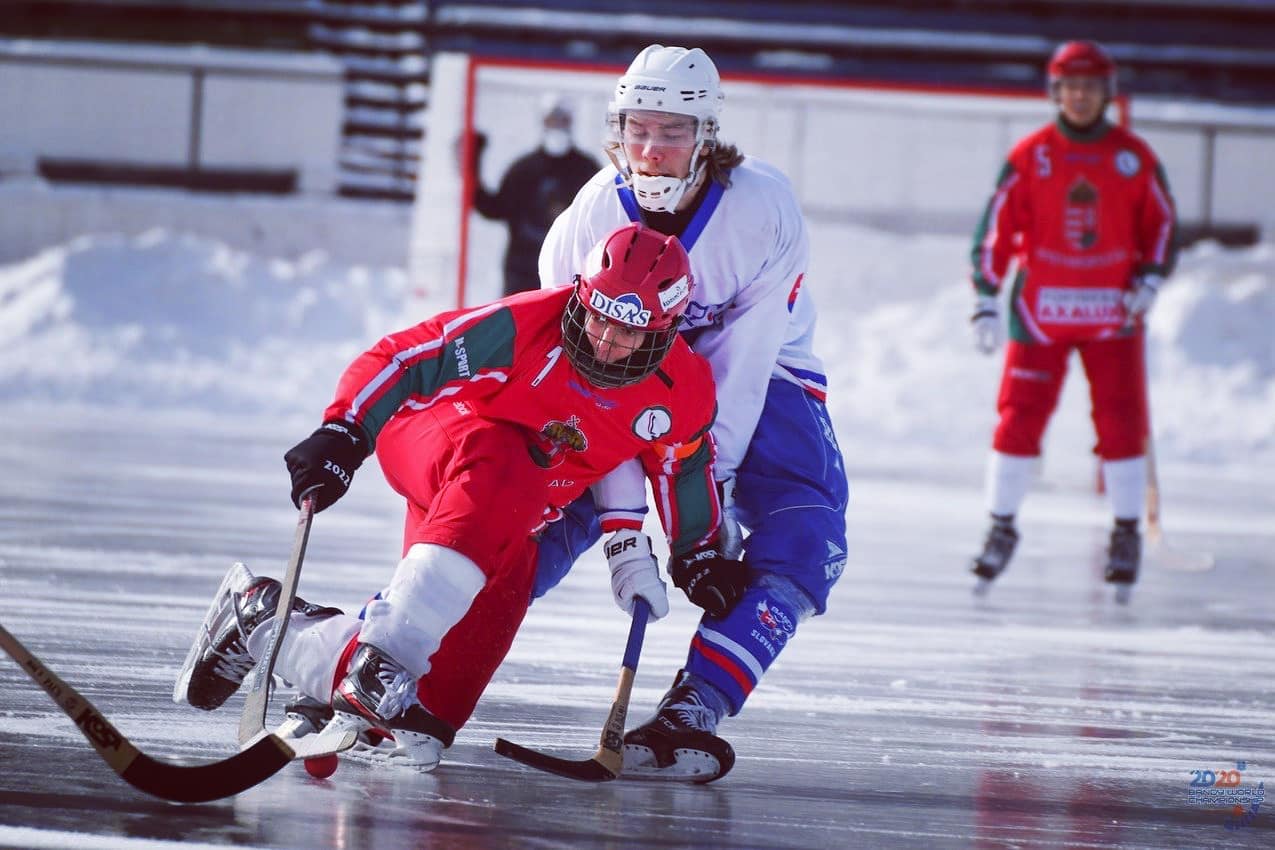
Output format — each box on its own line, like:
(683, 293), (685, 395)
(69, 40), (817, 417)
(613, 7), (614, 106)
(472, 96), (601, 296)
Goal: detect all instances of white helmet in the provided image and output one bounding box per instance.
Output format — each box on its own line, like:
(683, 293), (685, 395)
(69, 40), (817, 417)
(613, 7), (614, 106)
(608, 45), (725, 212)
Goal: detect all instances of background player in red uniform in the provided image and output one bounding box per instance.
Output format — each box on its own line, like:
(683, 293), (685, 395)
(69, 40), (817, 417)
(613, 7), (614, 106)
(176, 223), (723, 769)
(967, 40), (1177, 593)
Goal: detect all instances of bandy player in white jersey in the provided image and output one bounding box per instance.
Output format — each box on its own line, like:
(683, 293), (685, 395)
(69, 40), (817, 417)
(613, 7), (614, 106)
(534, 44), (849, 781)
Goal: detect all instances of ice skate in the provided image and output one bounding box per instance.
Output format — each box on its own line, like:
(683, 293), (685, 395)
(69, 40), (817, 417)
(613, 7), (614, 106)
(277, 695), (333, 740)
(174, 562), (341, 710)
(330, 643), (455, 771)
(622, 671), (735, 783)
(971, 516), (1019, 595)
(268, 694), (360, 760)
(1104, 520), (1141, 605)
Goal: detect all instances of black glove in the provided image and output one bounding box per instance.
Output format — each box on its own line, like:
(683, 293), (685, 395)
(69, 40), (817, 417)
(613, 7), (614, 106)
(668, 542), (748, 619)
(283, 421), (369, 512)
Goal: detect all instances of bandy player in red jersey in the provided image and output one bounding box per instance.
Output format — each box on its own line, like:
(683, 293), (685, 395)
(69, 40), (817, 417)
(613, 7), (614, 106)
(174, 223), (722, 769)
(967, 40), (1177, 597)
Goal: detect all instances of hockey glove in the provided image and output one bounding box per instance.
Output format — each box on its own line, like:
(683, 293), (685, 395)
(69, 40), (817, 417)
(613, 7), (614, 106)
(284, 420), (369, 512)
(970, 294), (1004, 355)
(605, 530), (670, 620)
(668, 541), (748, 619)
(1123, 274), (1162, 321)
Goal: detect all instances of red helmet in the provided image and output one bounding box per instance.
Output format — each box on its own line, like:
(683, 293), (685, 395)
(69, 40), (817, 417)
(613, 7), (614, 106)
(1048, 40), (1118, 97)
(562, 223), (693, 387)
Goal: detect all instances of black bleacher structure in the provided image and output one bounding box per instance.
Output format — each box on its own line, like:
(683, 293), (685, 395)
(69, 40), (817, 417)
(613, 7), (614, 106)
(7, 0), (1275, 203)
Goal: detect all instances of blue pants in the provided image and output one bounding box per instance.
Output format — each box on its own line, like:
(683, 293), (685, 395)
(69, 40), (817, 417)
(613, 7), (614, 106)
(534, 378), (849, 714)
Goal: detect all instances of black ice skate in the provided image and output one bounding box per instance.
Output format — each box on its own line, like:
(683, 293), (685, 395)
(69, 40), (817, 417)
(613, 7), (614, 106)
(971, 515), (1019, 595)
(1104, 520), (1141, 604)
(173, 562), (341, 711)
(277, 694), (334, 740)
(330, 643), (455, 770)
(622, 670), (735, 783)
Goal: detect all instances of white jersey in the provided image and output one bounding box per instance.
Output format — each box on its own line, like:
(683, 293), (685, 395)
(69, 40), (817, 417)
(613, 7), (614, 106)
(539, 156), (826, 486)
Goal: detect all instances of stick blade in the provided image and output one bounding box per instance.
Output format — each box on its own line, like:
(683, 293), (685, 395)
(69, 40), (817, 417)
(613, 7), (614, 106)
(494, 737), (618, 782)
(120, 734), (294, 804)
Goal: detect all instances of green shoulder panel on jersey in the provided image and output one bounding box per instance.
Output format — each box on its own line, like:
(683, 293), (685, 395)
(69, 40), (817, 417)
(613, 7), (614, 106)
(361, 307), (517, 436)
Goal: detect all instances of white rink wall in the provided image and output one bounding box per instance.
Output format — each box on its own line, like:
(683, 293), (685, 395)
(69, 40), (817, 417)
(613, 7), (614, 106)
(0, 39), (344, 189)
(5, 46), (1275, 278)
(0, 180), (414, 267)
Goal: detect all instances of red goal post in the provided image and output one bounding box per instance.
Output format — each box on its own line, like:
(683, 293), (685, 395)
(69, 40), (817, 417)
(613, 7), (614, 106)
(411, 52), (1129, 311)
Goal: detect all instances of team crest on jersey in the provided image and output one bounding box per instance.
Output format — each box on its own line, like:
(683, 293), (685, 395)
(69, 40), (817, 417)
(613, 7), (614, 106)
(1115, 149), (1141, 177)
(529, 415), (589, 469)
(681, 299), (729, 330)
(632, 406), (672, 441)
(1064, 177), (1100, 250)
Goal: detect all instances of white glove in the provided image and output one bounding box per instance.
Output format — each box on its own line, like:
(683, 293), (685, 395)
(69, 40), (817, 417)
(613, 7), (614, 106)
(604, 529), (669, 620)
(717, 477), (743, 560)
(1123, 274), (1162, 320)
(970, 294), (1004, 355)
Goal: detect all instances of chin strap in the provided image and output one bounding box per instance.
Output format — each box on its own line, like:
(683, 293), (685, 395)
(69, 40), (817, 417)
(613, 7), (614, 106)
(606, 142), (711, 213)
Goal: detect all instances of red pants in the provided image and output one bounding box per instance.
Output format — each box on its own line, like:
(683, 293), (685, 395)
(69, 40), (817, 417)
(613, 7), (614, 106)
(345, 408), (550, 730)
(993, 333), (1147, 460)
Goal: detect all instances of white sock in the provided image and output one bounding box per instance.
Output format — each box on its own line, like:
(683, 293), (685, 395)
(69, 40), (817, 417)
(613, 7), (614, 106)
(268, 613), (362, 702)
(985, 451), (1036, 517)
(1102, 456), (1147, 522)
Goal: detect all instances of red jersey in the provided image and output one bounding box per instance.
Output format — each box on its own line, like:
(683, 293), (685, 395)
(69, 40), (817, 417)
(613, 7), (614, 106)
(323, 287), (720, 555)
(971, 118), (1177, 343)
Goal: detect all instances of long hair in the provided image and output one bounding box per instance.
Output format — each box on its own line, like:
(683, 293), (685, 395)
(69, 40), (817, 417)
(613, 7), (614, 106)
(703, 141), (745, 187)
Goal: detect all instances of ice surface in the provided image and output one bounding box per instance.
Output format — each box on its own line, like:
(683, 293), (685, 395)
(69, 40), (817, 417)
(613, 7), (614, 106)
(0, 222), (1272, 848)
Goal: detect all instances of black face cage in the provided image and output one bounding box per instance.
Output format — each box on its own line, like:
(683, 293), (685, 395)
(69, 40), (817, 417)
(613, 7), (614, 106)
(561, 292), (679, 388)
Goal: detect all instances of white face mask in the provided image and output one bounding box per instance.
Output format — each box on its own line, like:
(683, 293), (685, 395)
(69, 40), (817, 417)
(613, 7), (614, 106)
(543, 128), (572, 157)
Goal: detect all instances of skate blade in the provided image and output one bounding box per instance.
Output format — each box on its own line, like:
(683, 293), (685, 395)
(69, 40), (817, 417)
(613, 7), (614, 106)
(277, 721), (358, 760)
(621, 744), (725, 783)
(972, 577), (995, 597)
(1113, 585), (1133, 605)
(172, 562), (253, 704)
(340, 740), (442, 773)
(326, 715), (442, 772)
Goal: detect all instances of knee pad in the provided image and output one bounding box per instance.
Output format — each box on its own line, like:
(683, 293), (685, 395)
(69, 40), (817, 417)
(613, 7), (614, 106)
(359, 543), (486, 678)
